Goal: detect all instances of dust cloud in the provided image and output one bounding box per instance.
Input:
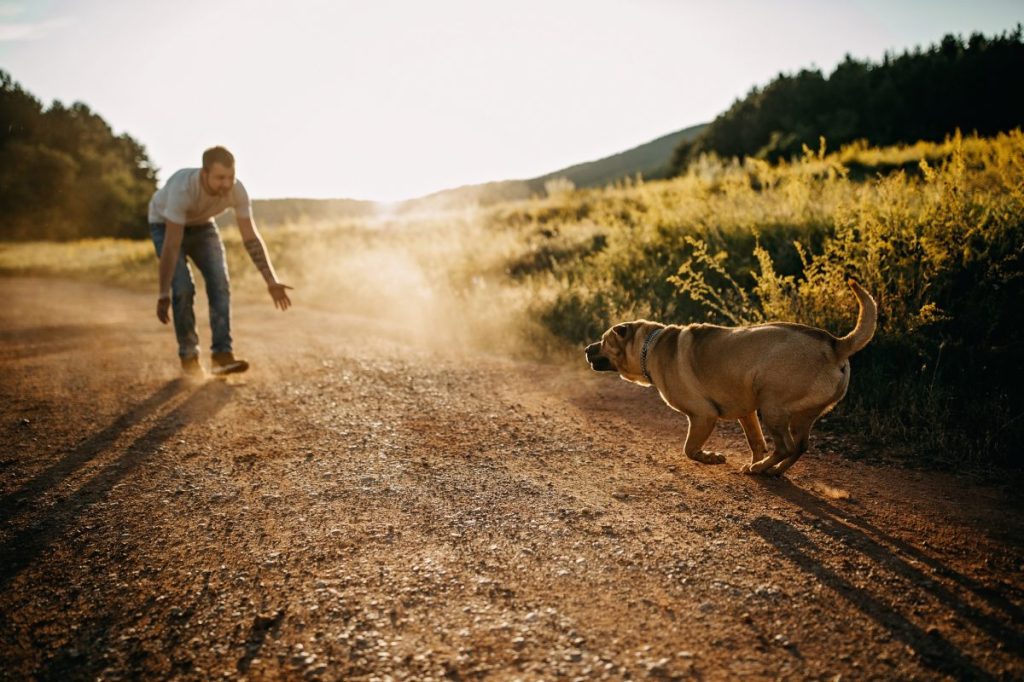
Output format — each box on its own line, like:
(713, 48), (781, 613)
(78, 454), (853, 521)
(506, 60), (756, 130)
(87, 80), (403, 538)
(245, 206), (557, 360)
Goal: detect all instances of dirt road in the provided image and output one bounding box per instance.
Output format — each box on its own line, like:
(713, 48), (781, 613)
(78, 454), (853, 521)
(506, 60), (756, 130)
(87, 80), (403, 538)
(1, 277), (1022, 680)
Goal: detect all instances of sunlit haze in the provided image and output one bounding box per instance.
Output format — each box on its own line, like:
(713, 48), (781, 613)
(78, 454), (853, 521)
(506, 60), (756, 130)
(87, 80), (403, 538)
(2, 0), (1020, 201)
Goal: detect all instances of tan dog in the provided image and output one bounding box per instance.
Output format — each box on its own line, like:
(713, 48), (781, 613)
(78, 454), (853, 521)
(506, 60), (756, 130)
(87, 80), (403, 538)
(584, 280), (877, 476)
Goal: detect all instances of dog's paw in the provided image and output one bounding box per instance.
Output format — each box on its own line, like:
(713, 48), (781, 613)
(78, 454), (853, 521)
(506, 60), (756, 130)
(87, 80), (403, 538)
(690, 450), (726, 464)
(744, 458), (772, 474)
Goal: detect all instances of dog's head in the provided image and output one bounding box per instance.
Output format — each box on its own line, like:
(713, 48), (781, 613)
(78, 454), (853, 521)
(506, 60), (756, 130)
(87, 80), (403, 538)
(585, 321), (658, 385)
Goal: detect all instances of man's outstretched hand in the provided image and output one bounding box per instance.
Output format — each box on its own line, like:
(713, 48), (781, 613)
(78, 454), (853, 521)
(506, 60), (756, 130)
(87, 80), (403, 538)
(269, 282), (294, 311)
(157, 296), (171, 324)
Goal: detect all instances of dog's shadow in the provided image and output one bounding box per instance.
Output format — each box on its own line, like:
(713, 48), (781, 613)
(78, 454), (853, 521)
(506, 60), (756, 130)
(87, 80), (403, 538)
(749, 476), (1022, 680)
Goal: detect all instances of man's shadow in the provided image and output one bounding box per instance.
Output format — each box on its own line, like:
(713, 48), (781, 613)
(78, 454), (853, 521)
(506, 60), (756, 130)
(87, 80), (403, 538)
(0, 379), (186, 525)
(0, 380), (234, 592)
(750, 477), (1023, 680)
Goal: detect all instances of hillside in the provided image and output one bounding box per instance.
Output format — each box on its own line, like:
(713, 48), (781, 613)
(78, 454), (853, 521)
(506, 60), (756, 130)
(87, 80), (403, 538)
(532, 123), (707, 188)
(392, 123), (707, 213)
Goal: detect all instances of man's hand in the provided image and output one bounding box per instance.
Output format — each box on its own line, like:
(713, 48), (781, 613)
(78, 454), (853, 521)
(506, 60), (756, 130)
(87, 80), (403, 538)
(157, 295), (171, 324)
(240, 219), (291, 310)
(268, 282), (294, 311)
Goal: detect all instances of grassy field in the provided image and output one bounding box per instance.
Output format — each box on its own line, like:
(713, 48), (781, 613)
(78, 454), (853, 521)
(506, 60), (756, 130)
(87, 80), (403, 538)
(3, 130), (1021, 468)
(496, 131), (1024, 468)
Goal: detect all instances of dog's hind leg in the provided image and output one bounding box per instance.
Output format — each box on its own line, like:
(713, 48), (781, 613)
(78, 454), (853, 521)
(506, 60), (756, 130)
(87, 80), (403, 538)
(737, 412), (769, 472)
(745, 408), (794, 474)
(768, 409), (820, 477)
(683, 415), (725, 464)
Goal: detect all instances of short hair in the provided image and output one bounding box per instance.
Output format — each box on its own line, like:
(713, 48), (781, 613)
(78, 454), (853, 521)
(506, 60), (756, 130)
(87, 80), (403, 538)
(202, 146), (235, 170)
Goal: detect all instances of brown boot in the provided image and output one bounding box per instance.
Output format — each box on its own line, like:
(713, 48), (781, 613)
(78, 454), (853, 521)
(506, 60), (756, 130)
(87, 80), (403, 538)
(211, 352), (249, 376)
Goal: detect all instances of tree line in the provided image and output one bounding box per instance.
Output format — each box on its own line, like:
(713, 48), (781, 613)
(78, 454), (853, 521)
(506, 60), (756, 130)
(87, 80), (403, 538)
(671, 27), (1024, 172)
(0, 70), (157, 241)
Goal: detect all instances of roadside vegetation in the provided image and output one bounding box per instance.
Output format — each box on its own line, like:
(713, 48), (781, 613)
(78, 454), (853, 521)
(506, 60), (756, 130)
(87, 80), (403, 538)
(3, 131), (1021, 469)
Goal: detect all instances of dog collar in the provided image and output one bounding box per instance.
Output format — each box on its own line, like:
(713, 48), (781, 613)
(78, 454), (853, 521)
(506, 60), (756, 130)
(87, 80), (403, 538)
(641, 328), (665, 383)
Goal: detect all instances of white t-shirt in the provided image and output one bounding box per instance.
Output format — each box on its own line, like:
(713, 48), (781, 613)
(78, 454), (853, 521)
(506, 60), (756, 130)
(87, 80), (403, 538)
(148, 168), (252, 225)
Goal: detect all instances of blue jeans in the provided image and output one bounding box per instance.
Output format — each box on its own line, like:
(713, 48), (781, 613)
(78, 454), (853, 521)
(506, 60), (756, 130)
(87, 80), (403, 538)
(150, 222), (232, 358)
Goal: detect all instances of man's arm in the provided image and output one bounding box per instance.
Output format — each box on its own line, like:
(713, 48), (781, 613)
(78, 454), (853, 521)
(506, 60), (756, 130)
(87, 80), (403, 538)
(237, 216), (293, 311)
(156, 222), (184, 324)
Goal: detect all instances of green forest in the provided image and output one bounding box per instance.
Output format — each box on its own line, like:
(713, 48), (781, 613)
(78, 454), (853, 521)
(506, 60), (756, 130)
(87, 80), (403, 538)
(0, 70), (157, 241)
(671, 28), (1024, 171)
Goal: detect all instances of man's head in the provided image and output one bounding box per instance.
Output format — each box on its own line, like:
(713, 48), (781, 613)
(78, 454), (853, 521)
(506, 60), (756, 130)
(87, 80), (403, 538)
(201, 146), (235, 197)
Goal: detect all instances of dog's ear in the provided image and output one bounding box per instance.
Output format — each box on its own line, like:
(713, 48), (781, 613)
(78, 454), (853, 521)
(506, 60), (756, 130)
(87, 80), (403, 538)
(613, 323), (631, 338)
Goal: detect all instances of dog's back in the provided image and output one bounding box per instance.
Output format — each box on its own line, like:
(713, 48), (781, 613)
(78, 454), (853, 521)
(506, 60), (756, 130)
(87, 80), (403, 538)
(682, 281), (876, 418)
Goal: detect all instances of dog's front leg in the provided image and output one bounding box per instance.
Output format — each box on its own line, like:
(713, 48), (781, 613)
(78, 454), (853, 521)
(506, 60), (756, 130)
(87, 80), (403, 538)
(683, 415), (725, 464)
(738, 412), (769, 473)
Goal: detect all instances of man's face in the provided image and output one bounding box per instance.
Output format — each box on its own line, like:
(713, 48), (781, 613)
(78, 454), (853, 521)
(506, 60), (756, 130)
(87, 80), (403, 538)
(201, 162), (235, 197)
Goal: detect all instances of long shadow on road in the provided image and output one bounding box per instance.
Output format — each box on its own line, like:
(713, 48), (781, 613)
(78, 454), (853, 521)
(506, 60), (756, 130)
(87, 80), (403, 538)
(751, 478), (1024, 680)
(0, 379), (186, 526)
(776, 479), (1024, 627)
(750, 515), (993, 679)
(0, 380), (234, 593)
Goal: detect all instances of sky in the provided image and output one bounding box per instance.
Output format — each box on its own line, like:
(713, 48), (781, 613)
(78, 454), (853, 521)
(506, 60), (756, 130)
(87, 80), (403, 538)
(1, 0), (1021, 202)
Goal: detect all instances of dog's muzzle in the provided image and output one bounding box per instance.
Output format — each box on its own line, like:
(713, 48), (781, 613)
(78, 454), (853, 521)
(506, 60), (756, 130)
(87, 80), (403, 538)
(585, 342), (615, 372)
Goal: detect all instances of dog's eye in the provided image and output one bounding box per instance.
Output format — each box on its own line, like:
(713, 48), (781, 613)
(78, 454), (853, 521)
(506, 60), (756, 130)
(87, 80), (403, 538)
(613, 324), (629, 338)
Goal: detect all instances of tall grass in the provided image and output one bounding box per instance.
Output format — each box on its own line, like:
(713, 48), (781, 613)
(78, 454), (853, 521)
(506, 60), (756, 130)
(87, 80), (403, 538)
(0, 238), (154, 289)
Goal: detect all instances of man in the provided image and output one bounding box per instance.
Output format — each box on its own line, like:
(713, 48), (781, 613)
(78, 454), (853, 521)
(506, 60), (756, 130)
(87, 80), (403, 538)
(149, 146), (292, 377)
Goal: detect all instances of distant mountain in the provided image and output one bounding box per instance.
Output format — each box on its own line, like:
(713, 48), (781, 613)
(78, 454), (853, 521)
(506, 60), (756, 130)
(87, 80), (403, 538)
(531, 123), (708, 189)
(251, 197), (377, 224)
(395, 123), (708, 213)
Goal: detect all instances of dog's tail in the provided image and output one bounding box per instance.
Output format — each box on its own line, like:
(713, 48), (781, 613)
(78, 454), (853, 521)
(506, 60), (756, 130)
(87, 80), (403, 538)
(834, 279), (877, 363)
